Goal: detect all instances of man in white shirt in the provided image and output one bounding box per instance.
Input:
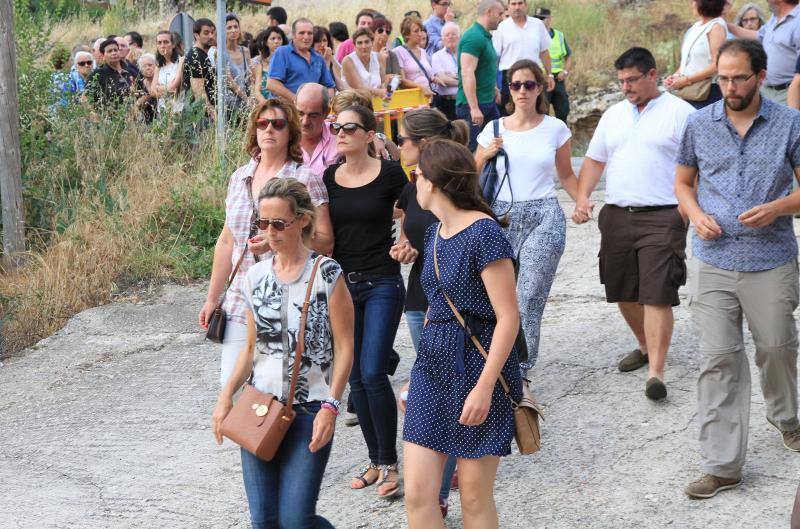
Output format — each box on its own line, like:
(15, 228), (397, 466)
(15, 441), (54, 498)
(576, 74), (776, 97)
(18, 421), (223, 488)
(573, 47), (695, 400)
(492, 0), (555, 115)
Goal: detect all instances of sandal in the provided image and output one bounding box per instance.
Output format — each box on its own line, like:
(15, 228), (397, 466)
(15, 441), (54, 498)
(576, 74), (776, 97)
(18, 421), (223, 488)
(377, 464), (401, 499)
(350, 463), (380, 490)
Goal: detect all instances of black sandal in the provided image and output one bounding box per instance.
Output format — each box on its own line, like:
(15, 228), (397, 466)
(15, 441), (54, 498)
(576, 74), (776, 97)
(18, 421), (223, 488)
(350, 463), (380, 490)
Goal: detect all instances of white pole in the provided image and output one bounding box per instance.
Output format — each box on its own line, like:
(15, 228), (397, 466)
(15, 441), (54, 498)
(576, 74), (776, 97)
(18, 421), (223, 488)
(215, 0), (226, 158)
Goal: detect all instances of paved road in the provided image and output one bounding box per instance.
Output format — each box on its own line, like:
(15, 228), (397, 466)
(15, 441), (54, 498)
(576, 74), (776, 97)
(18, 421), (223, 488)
(1, 191), (798, 528)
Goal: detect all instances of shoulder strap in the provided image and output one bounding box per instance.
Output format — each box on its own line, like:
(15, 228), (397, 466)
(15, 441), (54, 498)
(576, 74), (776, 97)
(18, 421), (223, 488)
(285, 255), (323, 407)
(493, 118), (499, 138)
(215, 248), (248, 308)
(402, 45), (435, 90)
(681, 20), (716, 68)
(432, 226), (512, 396)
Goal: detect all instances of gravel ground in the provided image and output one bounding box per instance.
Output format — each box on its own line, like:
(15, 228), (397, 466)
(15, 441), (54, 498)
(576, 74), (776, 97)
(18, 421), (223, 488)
(1, 190), (799, 529)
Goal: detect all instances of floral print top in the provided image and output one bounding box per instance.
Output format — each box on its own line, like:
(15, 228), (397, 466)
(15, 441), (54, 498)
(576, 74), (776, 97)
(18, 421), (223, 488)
(242, 253), (343, 403)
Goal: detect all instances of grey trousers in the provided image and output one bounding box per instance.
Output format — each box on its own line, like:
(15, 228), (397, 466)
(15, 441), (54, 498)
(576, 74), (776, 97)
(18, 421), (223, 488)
(762, 85), (789, 105)
(689, 258), (800, 478)
(493, 197), (566, 372)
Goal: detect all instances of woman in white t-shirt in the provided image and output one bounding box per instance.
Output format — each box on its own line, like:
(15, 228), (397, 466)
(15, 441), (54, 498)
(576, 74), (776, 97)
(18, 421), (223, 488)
(664, 0), (726, 109)
(475, 59), (579, 375)
(151, 30), (184, 113)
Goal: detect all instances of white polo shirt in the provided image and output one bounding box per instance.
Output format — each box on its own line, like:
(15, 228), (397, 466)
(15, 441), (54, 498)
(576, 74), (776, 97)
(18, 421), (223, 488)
(492, 16), (551, 71)
(585, 92), (695, 207)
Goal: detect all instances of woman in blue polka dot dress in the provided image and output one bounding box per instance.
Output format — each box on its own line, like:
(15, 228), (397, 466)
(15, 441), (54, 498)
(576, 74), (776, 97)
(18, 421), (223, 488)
(402, 139), (523, 529)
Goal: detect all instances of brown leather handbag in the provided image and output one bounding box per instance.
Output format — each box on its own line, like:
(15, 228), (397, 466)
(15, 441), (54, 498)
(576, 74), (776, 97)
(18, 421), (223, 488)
(433, 227), (544, 455)
(206, 249), (248, 344)
(220, 256), (322, 461)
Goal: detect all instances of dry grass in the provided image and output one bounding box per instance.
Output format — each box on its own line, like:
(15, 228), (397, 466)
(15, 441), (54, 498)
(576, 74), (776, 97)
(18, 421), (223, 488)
(0, 116), (228, 354)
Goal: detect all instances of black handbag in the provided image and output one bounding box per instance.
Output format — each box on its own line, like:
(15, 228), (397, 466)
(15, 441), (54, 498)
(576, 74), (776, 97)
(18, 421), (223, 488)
(206, 249), (248, 343)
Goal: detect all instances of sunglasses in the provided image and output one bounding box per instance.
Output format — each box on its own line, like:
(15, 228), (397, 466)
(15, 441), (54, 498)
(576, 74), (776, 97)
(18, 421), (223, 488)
(376, 27), (391, 35)
(255, 215), (300, 231)
(77, 61), (93, 67)
(509, 80), (540, 91)
(330, 122), (369, 134)
(256, 118), (288, 130)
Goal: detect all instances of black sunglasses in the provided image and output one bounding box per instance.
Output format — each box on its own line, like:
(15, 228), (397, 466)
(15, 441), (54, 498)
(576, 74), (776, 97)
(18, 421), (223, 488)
(330, 122), (369, 134)
(376, 27), (391, 35)
(509, 80), (540, 91)
(256, 118), (288, 130)
(77, 61), (93, 67)
(255, 215), (300, 231)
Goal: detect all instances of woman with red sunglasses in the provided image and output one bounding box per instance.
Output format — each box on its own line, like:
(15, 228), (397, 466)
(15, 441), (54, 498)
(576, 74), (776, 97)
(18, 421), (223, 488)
(474, 59), (579, 377)
(199, 99), (334, 390)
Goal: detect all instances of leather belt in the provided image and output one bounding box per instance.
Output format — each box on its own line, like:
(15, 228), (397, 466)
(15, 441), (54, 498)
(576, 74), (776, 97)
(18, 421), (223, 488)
(618, 205), (678, 213)
(766, 82), (791, 90)
(346, 271), (384, 284)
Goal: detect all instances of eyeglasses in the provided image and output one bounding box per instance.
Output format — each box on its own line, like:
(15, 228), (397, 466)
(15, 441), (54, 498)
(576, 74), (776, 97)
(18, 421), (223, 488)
(330, 122), (369, 134)
(77, 61), (93, 67)
(376, 27), (391, 35)
(617, 73), (646, 86)
(741, 17), (761, 24)
(717, 73), (756, 87)
(509, 80), (539, 91)
(437, 1), (452, 6)
(255, 215), (300, 231)
(396, 134), (412, 146)
(256, 118), (288, 130)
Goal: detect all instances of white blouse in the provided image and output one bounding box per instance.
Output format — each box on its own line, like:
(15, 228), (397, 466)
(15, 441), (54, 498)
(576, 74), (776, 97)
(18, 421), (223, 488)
(345, 51), (382, 89)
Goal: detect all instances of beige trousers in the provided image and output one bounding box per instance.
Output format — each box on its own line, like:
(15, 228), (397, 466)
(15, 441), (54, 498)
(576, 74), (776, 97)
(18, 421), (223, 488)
(689, 258), (799, 478)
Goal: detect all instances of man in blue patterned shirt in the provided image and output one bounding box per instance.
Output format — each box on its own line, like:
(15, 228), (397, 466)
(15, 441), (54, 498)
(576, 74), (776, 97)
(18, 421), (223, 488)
(676, 39), (800, 500)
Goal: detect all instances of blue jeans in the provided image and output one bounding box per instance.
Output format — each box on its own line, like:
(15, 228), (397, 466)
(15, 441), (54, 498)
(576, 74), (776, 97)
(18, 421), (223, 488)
(405, 310), (426, 353)
(240, 402), (335, 529)
(347, 275), (405, 465)
(405, 309), (458, 501)
(456, 102), (500, 151)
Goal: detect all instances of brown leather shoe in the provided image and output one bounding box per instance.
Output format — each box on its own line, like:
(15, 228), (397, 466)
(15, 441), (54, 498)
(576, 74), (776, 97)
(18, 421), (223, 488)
(618, 349), (648, 372)
(685, 474), (742, 499)
(768, 418), (800, 452)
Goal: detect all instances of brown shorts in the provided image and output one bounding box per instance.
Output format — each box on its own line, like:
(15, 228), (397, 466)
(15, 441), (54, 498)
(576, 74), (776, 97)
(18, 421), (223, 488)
(597, 204), (688, 306)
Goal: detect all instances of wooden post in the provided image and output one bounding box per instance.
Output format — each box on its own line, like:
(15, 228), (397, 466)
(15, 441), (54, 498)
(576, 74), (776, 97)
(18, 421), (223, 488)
(0, 0), (26, 268)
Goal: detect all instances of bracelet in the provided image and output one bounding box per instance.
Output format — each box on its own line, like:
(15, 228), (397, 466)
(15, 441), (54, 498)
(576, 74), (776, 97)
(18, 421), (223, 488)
(321, 402), (339, 415)
(323, 396), (341, 412)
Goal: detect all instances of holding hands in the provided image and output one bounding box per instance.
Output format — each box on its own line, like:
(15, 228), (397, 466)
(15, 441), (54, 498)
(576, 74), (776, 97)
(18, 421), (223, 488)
(389, 239), (419, 264)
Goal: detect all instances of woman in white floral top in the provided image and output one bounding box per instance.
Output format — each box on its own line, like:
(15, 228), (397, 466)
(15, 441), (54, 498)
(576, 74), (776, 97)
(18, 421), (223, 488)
(212, 177), (354, 529)
(199, 99), (334, 388)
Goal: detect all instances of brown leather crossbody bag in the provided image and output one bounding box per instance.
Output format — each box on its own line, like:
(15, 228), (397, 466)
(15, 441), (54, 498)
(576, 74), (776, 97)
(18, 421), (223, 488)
(220, 256), (322, 461)
(433, 226), (543, 455)
(206, 249), (248, 344)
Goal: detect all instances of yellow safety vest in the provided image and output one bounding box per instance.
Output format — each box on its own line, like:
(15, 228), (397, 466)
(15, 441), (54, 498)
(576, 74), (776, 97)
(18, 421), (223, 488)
(549, 29), (568, 74)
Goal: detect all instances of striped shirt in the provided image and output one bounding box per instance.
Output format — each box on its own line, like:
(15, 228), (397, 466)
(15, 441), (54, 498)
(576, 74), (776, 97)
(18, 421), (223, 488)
(222, 158), (329, 324)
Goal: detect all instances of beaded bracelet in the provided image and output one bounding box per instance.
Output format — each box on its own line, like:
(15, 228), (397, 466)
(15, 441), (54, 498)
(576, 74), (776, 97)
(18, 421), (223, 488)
(321, 402), (339, 416)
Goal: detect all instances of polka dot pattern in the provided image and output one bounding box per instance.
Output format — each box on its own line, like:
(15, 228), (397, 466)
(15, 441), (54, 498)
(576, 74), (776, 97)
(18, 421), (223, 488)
(402, 219), (523, 458)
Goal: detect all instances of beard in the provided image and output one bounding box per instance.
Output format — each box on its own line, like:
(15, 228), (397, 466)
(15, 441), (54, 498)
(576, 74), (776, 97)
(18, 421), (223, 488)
(724, 85), (758, 111)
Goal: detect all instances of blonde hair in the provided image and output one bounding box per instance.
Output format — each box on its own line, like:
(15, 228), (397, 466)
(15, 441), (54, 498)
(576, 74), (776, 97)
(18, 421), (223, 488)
(257, 178), (317, 243)
(331, 89), (374, 114)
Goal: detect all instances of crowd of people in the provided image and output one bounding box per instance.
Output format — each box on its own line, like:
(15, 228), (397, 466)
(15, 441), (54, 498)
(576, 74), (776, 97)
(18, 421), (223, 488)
(48, 0), (800, 526)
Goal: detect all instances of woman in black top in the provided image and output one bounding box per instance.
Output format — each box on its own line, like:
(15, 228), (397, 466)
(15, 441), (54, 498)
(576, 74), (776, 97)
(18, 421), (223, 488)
(323, 104), (408, 498)
(391, 107), (470, 518)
